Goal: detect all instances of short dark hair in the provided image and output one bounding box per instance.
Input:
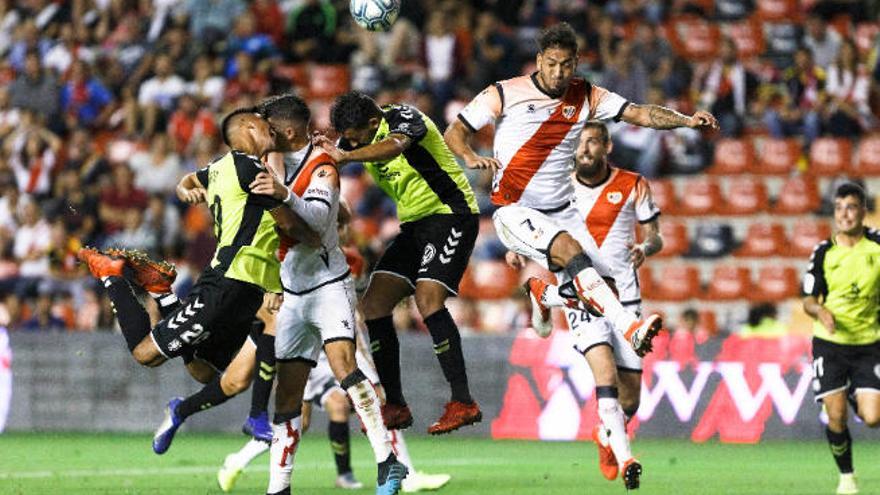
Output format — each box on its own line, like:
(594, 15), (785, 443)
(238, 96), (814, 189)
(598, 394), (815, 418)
(221, 106), (259, 147)
(330, 91), (381, 132)
(835, 182), (867, 207)
(537, 22), (578, 54)
(258, 93), (310, 126)
(582, 120), (610, 143)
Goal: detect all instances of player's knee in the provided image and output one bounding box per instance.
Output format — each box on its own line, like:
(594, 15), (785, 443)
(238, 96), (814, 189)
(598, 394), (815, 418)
(220, 373), (252, 396)
(620, 399), (640, 418)
(326, 392), (350, 419)
(132, 344), (160, 367)
(548, 232), (582, 268)
(863, 416), (880, 428)
(414, 286), (446, 317)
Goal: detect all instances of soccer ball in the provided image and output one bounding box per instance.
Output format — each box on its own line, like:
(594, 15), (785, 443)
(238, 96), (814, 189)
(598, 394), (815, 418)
(350, 0), (400, 32)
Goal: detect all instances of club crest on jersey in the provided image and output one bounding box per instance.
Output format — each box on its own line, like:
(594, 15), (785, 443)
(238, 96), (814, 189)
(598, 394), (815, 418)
(527, 103), (535, 113)
(562, 105), (576, 119)
(422, 243), (436, 266)
(606, 191), (624, 204)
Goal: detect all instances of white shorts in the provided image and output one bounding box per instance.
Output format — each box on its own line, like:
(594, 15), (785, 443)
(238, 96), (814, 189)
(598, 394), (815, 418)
(492, 204), (612, 280)
(275, 276), (357, 364)
(564, 304), (643, 372)
(303, 341), (380, 408)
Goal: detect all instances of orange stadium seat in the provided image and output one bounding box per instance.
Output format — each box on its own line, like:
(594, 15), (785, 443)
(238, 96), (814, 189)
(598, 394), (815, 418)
(650, 265), (701, 301)
(809, 137), (852, 176)
(655, 220), (689, 257)
(273, 63), (310, 88)
(775, 175), (820, 214)
(309, 65), (350, 99)
(637, 266), (656, 299)
(724, 19), (766, 58)
(648, 179), (678, 215)
(854, 134), (880, 175)
(751, 265), (800, 302)
(752, 138), (799, 175)
(755, 0), (798, 20)
(708, 138), (754, 175)
(788, 220), (832, 257)
(458, 261), (519, 300)
(665, 16), (721, 61)
(735, 222), (788, 257)
(705, 265), (752, 301)
(722, 176), (769, 215)
(677, 177), (722, 216)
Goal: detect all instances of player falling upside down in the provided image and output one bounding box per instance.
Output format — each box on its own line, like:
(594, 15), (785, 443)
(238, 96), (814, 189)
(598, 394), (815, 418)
(518, 121), (663, 490)
(317, 91), (482, 435)
(247, 93), (407, 495)
(77, 109), (317, 451)
(444, 21), (717, 357)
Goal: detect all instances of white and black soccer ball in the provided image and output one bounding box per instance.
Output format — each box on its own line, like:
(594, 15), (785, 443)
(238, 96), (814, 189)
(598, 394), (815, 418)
(349, 0), (400, 32)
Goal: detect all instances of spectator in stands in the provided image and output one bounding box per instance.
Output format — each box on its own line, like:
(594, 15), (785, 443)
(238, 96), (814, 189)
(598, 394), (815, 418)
(286, 0), (337, 62)
(824, 39), (873, 137)
(60, 60), (115, 130)
(0, 181), (18, 234)
(803, 10), (842, 68)
(632, 23), (673, 77)
(764, 47), (824, 148)
(46, 219), (83, 297)
(128, 133), (183, 195)
(12, 199), (52, 298)
(60, 127), (110, 191)
(98, 164), (148, 236)
(250, 0), (285, 47)
(740, 303), (788, 338)
(45, 167), (100, 248)
(0, 87), (20, 141)
(9, 49), (59, 124)
(179, 0), (245, 49)
(7, 20), (50, 72)
(100, 15), (150, 80)
(144, 193), (181, 259)
(19, 290), (65, 331)
(601, 39), (648, 104)
(227, 11), (280, 64)
(423, 10), (464, 122)
(186, 55), (226, 110)
(157, 26), (198, 81)
(167, 93), (218, 154)
(105, 208), (158, 254)
(697, 37), (758, 136)
(43, 22), (94, 76)
(138, 53), (186, 136)
(223, 51), (269, 106)
(468, 11), (517, 92)
(609, 86), (665, 178)
(4, 118), (62, 197)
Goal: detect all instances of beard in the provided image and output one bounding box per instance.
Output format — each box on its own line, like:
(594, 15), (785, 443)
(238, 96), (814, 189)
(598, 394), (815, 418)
(576, 157), (604, 178)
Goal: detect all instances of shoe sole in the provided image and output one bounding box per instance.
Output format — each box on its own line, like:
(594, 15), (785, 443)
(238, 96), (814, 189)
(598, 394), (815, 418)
(633, 317), (663, 357)
(427, 410), (483, 435)
(623, 461), (642, 490)
(106, 248), (176, 286)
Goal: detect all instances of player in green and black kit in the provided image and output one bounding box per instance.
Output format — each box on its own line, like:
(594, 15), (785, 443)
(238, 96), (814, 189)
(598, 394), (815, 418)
(802, 183), (880, 495)
(317, 91), (482, 435)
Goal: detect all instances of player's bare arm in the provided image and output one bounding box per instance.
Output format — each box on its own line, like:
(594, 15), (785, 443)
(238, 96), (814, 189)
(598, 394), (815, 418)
(630, 219), (663, 269)
(176, 172), (207, 204)
(621, 103), (719, 130)
(803, 295), (836, 333)
(444, 85), (502, 172)
(249, 171), (322, 247)
(316, 133), (411, 165)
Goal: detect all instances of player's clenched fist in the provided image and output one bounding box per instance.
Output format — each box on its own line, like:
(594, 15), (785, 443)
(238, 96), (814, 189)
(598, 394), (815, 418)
(177, 186), (206, 204)
(464, 154), (501, 172)
(688, 110), (719, 130)
(249, 172), (288, 200)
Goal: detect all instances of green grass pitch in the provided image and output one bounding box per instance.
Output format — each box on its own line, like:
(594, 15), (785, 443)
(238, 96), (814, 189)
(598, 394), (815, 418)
(1, 433), (877, 494)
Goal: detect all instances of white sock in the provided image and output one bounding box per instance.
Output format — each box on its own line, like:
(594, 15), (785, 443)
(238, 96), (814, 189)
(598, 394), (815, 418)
(390, 429), (414, 472)
(153, 292), (178, 307)
(541, 284), (568, 308)
(597, 397), (632, 467)
(232, 438), (269, 468)
(573, 267), (637, 333)
(268, 415), (302, 494)
(345, 372), (393, 463)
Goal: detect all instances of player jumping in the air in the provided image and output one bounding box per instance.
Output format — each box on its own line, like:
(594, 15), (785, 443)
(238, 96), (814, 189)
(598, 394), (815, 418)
(444, 22), (717, 357)
(520, 121), (663, 489)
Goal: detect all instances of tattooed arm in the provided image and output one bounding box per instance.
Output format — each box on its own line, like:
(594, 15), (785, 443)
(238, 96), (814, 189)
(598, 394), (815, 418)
(621, 103), (719, 130)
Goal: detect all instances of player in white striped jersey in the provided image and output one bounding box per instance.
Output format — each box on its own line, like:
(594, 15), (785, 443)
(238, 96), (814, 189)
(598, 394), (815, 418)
(445, 22), (716, 362)
(528, 121), (663, 489)
(247, 94), (407, 495)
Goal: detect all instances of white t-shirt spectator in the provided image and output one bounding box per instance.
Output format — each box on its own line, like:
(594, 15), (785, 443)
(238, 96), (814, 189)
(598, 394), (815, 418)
(128, 150), (183, 194)
(186, 77), (225, 109)
(138, 75), (186, 110)
(13, 218), (51, 277)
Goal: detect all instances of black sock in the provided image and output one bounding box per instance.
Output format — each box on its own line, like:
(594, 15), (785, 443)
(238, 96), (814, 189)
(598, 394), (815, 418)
(366, 316), (405, 406)
(176, 376), (233, 420)
(153, 292), (181, 319)
(329, 420), (352, 475)
(826, 427), (854, 474)
(424, 308), (472, 404)
(103, 276), (152, 352)
(250, 333), (276, 418)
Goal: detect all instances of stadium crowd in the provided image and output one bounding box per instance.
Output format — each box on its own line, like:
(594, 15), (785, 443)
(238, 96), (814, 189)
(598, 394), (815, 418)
(0, 0), (878, 334)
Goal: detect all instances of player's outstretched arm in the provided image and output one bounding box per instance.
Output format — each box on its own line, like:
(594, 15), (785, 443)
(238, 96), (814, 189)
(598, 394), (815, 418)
(621, 103), (719, 131)
(176, 172), (207, 204)
(315, 133), (411, 165)
(444, 84), (502, 171)
(445, 120), (501, 171)
(248, 171), (322, 247)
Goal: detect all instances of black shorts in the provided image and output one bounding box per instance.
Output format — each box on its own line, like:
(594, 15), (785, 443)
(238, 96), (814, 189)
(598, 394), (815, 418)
(152, 269), (264, 370)
(373, 214), (478, 295)
(811, 337), (880, 401)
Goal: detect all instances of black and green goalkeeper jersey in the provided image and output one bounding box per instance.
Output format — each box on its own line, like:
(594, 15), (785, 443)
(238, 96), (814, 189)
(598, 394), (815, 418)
(195, 151), (282, 293)
(356, 104), (479, 223)
(802, 228), (880, 345)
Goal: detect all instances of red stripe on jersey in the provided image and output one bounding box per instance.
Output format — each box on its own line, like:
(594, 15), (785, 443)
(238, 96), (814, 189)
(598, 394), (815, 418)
(276, 151), (337, 261)
(491, 79), (588, 205)
(585, 169), (639, 248)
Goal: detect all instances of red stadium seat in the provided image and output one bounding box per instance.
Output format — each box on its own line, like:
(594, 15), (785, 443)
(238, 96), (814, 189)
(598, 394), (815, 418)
(704, 265), (752, 301)
(666, 16), (721, 62)
(655, 220), (689, 258)
(752, 138), (799, 175)
(308, 65), (350, 99)
(809, 137), (852, 176)
(721, 176), (769, 215)
(755, 0), (798, 20)
(650, 265), (701, 302)
(708, 138), (754, 175)
(775, 175), (820, 214)
(458, 261), (519, 300)
(788, 220), (832, 257)
(734, 222), (788, 257)
(273, 63), (310, 88)
(751, 265), (799, 302)
(723, 20), (766, 58)
(854, 134), (880, 175)
(637, 266), (656, 299)
(648, 179), (678, 215)
(677, 177), (722, 216)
